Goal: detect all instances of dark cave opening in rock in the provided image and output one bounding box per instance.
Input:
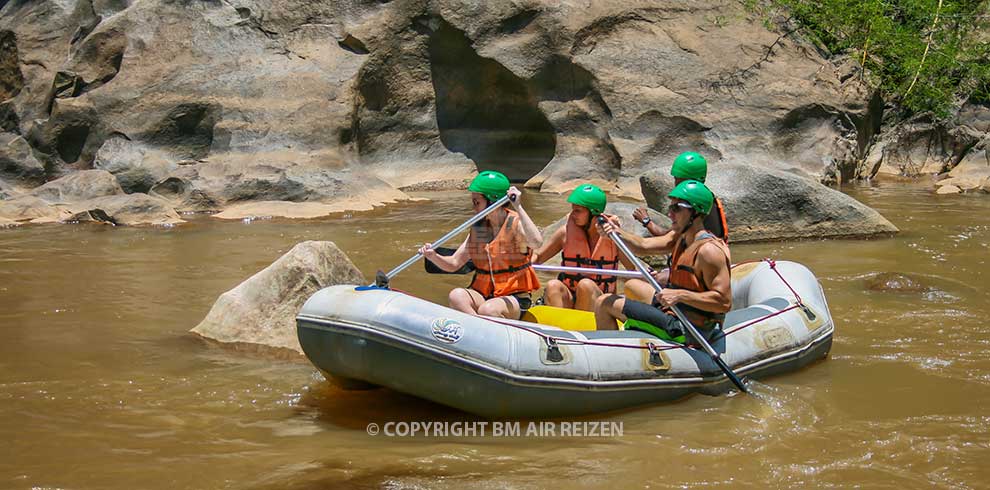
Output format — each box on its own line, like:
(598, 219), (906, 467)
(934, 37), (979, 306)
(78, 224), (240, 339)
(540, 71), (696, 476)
(144, 103), (218, 160)
(55, 124), (90, 164)
(426, 19), (555, 182)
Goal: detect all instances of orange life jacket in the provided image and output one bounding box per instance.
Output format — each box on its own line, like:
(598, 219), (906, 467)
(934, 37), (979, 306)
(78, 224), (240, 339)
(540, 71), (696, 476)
(666, 231), (731, 329)
(559, 216), (620, 293)
(468, 209), (541, 299)
(703, 197), (729, 243)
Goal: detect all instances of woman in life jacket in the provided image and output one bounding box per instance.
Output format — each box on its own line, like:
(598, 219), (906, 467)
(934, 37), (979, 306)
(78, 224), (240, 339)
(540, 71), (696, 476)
(593, 180), (732, 342)
(532, 184), (635, 311)
(625, 151), (729, 302)
(420, 171), (543, 319)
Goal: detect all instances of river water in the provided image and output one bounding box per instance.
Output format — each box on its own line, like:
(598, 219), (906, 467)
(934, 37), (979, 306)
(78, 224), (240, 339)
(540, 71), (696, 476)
(2, 182), (988, 489)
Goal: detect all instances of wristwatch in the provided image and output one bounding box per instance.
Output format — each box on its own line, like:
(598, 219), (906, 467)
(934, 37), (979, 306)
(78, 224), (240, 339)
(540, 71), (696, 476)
(640, 217), (651, 226)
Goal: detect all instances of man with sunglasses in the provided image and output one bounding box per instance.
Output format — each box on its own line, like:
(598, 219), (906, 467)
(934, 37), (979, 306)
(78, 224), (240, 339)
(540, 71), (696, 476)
(593, 180), (732, 343)
(623, 151), (729, 302)
(633, 151), (729, 242)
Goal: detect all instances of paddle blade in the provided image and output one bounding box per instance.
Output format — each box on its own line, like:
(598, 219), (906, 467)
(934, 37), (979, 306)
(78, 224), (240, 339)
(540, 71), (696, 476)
(714, 356), (749, 393)
(423, 247), (475, 274)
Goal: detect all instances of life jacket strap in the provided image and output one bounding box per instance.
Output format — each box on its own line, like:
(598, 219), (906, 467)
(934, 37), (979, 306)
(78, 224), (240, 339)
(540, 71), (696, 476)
(474, 262), (533, 275)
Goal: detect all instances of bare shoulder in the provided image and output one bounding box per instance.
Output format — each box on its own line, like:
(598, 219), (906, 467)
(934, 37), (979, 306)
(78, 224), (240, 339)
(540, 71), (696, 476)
(697, 240), (729, 265)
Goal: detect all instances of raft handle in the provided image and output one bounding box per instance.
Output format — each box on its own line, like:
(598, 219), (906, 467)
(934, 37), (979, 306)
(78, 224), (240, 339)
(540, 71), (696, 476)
(545, 337), (564, 363)
(647, 343), (664, 367)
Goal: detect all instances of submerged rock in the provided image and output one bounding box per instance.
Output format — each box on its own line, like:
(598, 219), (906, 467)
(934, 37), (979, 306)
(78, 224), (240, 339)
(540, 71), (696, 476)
(641, 163), (898, 242)
(191, 241), (366, 356)
(864, 272), (931, 293)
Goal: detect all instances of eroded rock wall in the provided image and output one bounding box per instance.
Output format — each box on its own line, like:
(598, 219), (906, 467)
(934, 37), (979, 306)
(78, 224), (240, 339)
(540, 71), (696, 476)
(1, 0), (911, 227)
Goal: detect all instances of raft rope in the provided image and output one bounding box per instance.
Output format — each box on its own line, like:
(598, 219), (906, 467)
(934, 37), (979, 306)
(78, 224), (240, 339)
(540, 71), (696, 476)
(399, 259), (810, 353)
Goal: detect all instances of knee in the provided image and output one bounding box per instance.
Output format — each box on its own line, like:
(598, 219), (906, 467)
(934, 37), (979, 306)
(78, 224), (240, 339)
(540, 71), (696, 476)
(594, 293), (612, 310)
(449, 288), (470, 306)
(477, 301), (503, 317)
(546, 280), (567, 294)
(596, 293), (621, 312)
(576, 278), (600, 294)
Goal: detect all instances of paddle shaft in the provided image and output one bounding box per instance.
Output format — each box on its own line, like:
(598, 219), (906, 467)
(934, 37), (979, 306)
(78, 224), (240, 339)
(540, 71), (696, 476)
(532, 264), (643, 279)
(381, 194), (512, 283)
(600, 218), (748, 393)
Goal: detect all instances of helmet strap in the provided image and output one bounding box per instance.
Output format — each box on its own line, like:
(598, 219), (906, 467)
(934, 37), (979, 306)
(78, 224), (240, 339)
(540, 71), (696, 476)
(681, 211), (701, 234)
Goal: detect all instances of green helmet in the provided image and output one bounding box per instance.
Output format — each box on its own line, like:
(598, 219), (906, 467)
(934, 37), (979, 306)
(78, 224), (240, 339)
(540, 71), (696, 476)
(668, 179), (714, 215)
(671, 151), (708, 182)
(566, 184), (607, 215)
(468, 170), (510, 202)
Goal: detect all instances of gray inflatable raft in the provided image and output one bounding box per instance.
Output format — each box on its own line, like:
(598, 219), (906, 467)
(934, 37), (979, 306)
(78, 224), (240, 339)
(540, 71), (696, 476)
(296, 259), (833, 418)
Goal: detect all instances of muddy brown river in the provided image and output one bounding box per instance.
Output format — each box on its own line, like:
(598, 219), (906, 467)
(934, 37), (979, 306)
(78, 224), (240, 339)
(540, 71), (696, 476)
(2, 181), (989, 489)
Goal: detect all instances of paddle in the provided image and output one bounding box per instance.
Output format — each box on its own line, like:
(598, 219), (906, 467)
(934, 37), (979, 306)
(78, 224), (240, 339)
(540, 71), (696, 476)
(423, 252), (642, 279)
(598, 216), (749, 393)
(374, 194), (512, 287)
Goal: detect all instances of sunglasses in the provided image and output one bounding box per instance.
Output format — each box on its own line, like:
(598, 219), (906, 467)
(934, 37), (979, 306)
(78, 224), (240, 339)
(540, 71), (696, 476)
(667, 202), (694, 213)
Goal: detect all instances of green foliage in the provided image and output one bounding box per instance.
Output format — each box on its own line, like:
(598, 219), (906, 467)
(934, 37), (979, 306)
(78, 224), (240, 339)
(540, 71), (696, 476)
(749, 0), (990, 118)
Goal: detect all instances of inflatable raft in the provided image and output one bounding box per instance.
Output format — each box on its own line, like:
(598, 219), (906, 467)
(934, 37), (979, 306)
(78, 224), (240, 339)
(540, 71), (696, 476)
(296, 259), (833, 418)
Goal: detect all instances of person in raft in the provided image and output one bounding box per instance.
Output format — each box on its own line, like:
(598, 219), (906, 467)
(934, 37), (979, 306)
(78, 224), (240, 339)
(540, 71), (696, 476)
(531, 184), (636, 311)
(624, 151), (730, 301)
(632, 151), (728, 241)
(419, 171), (542, 319)
(593, 180), (732, 343)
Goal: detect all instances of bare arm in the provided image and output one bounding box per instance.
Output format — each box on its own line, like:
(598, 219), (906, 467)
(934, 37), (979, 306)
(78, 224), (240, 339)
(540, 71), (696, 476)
(601, 214), (679, 255)
(633, 206), (670, 237)
(508, 187), (542, 250)
(420, 236), (471, 273)
(657, 243), (732, 313)
(532, 227), (565, 264)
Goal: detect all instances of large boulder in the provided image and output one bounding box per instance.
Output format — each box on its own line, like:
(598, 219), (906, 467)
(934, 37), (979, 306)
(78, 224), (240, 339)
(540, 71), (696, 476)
(0, 133), (45, 188)
(29, 169), (122, 203)
(934, 142), (990, 193)
(64, 193), (184, 226)
(191, 241), (366, 355)
(641, 163), (898, 242)
(93, 135), (176, 193)
(0, 194), (71, 223)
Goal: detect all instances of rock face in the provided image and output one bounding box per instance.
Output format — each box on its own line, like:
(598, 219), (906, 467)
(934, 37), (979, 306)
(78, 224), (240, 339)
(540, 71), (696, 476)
(641, 163), (898, 241)
(191, 241), (366, 355)
(0, 0), (895, 222)
(871, 104), (990, 189)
